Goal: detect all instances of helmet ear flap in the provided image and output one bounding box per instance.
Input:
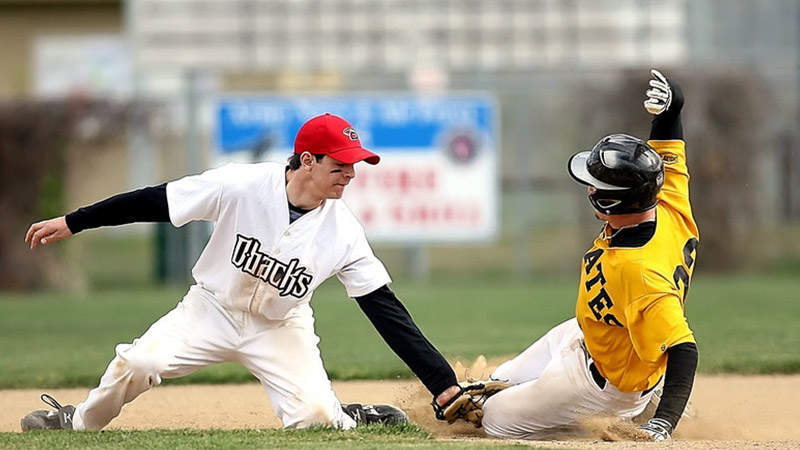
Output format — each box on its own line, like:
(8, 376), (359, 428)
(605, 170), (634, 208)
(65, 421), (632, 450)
(589, 195), (623, 216)
(595, 198), (622, 210)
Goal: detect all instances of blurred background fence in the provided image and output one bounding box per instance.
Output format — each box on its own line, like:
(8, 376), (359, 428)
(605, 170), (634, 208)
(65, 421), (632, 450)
(1, 0), (799, 290)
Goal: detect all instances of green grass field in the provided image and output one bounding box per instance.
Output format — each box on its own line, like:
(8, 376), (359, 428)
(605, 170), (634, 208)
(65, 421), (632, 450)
(2, 237), (799, 449)
(0, 425), (538, 450)
(1, 273), (798, 390)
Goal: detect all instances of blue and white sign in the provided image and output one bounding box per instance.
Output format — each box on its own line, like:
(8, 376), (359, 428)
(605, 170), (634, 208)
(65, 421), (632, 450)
(215, 95), (499, 243)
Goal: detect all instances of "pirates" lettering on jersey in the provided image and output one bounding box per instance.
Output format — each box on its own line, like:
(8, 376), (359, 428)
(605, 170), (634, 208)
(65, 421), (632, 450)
(231, 234), (313, 298)
(583, 249), (623, 328)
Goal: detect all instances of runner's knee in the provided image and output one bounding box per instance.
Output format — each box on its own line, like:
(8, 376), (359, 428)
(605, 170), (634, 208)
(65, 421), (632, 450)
(482, 396), (537, 439)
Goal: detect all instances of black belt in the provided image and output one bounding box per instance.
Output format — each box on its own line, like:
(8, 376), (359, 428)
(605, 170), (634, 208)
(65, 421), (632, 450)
(588, 361), (607, 390)
(583, 342), (658, 395)
(589, 360), (660, 396)
(641, 380), (659, 396)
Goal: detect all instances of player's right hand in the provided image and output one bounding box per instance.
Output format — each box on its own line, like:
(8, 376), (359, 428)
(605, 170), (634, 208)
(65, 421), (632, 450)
(25, 216), (73, 250)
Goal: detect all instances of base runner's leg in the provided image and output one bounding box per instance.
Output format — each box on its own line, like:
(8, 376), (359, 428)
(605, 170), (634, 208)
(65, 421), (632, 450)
(73, 289), (236, 430)
(490, 317), (578, 385)
(238, 304), (356, 429)
(482, 318), (650, 439)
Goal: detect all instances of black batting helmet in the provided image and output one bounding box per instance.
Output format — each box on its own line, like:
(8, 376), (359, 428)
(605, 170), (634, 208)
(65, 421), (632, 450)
(567, 134), (665, 215)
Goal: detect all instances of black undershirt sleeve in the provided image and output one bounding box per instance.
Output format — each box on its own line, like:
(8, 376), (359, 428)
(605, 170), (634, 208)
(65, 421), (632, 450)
(64, 184), (170, 234)
(355, 285), (457, 398)
(654, 342), (698, 429)
(649, 78), (684, 141)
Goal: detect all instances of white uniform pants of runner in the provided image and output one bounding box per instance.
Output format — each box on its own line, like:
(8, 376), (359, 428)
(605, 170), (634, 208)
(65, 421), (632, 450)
(482, 318), (653, 439)
(70, 286), (356, 431)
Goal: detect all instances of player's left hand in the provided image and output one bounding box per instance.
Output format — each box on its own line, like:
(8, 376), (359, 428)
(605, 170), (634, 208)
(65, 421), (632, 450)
(644, 69), (672, 115)
(637, 417), (673, 441)
(432, 379), (510, 427)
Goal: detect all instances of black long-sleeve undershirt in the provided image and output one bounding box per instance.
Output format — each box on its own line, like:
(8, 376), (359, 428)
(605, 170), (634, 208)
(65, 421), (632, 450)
(655, 342), (698, 429)
(64, 184), (170, 234)
(355, 285), (457, 398)
(649, 78), (684, 141)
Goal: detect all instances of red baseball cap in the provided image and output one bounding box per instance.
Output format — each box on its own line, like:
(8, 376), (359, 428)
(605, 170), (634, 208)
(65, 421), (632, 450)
(293, 113), (380, 165)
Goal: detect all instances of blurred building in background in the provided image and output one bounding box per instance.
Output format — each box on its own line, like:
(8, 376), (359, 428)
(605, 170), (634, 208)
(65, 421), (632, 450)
(132, 0), (685, 72)
(1, 0), (798, 289)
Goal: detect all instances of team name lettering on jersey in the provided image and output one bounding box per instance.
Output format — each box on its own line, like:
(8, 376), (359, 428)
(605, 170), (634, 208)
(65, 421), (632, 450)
(231, 234), (313, 298)
(583, 249), (623, 328)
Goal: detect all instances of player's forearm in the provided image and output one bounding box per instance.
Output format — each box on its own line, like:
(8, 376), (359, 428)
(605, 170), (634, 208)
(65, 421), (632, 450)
(355, 285), (458, 397)
(65, 184), (170, 234)
(654, 342), (698, 429)
(649, 78), (684, 141)
(650, 111), (682, 141)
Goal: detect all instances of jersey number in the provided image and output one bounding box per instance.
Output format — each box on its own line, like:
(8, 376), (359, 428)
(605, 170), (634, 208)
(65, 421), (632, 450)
(672, 237), (698, 305)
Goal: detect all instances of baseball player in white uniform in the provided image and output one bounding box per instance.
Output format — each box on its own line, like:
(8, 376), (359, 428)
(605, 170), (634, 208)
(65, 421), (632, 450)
(21, 113), (465, 431)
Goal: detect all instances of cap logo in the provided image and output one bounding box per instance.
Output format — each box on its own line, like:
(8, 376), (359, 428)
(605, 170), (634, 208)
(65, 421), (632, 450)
(342, 127), (359, 141)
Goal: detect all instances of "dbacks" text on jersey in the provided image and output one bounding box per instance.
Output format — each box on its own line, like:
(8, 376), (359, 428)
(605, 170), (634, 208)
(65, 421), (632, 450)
(231, 234), (313, 298)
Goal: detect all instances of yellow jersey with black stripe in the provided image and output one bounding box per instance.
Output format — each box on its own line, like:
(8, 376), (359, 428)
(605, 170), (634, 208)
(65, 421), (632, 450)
(575, 139), (699, 393)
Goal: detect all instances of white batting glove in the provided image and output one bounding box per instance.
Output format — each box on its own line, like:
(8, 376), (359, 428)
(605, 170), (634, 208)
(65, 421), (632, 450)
(644, 69), (672, 115)
(637, 417), (673, 442)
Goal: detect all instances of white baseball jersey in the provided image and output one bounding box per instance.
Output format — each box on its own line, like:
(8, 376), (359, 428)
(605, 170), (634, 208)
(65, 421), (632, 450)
(72, 161), (385, 431)
(166, 161), (391, 319)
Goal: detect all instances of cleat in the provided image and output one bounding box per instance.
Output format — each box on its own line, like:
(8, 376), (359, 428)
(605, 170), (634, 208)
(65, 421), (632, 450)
(20, 394), (76, 431)
(341, 403), (408, 425)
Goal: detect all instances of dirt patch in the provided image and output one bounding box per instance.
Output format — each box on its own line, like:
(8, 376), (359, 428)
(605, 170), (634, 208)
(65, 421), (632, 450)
(3, 375), (800, 449)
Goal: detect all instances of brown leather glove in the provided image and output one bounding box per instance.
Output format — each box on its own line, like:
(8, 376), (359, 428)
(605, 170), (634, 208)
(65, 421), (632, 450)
(432, 380), (510, 428)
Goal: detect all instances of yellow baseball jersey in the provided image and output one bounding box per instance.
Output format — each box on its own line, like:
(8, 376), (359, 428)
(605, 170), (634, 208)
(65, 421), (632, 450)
(575, 140), (699, 393)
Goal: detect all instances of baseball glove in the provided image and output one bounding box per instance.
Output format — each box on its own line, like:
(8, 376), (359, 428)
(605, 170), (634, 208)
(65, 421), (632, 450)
(432, 380), (510, 428)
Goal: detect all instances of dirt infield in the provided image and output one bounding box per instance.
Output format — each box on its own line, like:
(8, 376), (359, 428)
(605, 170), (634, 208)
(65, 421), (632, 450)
(3, 375), (799, 449)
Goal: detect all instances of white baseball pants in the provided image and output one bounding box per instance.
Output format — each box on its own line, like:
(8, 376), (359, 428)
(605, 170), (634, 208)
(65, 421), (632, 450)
(71, 286), (355, 431)
(482, 318), (652, 439)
